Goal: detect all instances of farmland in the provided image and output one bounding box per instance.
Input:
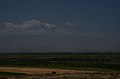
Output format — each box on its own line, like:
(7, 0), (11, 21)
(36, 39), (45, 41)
(0, 53), (120, 71)
(0, 52), (120, 79)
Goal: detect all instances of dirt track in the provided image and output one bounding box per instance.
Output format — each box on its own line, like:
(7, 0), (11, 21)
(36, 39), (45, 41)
(0, 67), (81, 74)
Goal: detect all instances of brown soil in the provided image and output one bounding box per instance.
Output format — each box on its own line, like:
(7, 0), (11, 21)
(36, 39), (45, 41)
(0, 67), (80, 74)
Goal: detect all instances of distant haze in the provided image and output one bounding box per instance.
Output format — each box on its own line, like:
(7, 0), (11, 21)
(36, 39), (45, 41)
(0, 0), (120, 52)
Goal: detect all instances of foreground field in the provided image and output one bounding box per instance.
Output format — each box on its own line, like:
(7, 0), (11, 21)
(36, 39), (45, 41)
(0, 53), (120, 78)
(0, 53), (120, 71)
(0, 67), (120, 79)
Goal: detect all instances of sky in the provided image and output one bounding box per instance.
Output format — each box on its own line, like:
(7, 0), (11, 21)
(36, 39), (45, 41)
(0, 0), (120, 52)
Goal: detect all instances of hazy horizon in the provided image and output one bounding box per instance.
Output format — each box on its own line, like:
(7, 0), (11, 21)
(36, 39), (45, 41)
(0, 0), (120, 52)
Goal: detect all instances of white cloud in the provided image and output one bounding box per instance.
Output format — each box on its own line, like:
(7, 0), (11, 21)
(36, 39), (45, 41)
(0, 19), (59, 34)
(0, 19), (107, 39)
(0, 23), (15, 32)
(65, 22), (75, 26)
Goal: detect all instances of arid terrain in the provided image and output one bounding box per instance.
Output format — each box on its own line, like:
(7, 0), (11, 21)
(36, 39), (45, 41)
(0, 67), (120, 79)
(0, 67), (81, 75)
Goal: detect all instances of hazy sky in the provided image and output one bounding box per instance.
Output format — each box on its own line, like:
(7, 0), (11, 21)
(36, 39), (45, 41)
(0, 0), (120, 52)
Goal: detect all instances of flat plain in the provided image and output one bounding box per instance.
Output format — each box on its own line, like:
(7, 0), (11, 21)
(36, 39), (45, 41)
(0, 53), (120, 79)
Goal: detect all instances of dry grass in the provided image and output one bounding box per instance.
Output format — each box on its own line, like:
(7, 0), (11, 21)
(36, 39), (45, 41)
(0, 67), (120, 79)
(0, 67), (80, 75)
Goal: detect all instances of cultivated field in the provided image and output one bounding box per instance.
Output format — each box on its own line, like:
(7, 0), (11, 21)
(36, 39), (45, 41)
(0, 53), (120, 79)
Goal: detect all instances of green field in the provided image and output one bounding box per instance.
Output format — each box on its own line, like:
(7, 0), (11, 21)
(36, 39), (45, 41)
(0, 53), (120, 71)
(0, 72), (27, 76)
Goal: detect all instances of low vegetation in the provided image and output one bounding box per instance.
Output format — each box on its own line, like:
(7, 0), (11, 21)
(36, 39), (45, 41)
(0, 52), (120, 78)
(0, 53), (120, 71)
(0, 72), (27, 76)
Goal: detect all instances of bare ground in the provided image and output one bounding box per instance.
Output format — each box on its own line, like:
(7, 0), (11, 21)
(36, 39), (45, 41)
(0, 67), (81, 74)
